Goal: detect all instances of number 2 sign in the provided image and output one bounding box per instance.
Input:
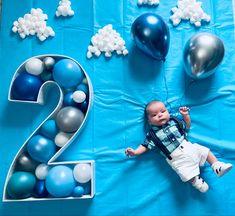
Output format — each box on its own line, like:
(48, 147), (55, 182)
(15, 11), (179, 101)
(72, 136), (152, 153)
(3, 54), (95, 201)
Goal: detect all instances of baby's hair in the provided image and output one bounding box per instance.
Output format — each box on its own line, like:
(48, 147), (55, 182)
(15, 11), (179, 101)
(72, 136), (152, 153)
(144, 100), (162, 132)
(145, 100), (162, 115)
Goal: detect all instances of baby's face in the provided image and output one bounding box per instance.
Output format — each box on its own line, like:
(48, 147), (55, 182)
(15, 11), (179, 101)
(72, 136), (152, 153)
(146, 102), (170, 126)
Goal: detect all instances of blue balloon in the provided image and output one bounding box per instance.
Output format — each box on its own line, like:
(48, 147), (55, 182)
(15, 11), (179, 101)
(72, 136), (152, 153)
(41, 119), (59, 139)
(34, 180), (49, 198)
(11, 72), (43, 101)
(63, 92), (77, 107)
(131, 13), (170, 61)
(27, 135), (56, 163)
(73, 186), (85, 197)
(78, 182), (91, 195)
(53, 59), (84, 88)
(45, 165), (76, 197)
(79, 100), (88, 113)
(7, 171), (36, 199)
(76, 83), (89, 95)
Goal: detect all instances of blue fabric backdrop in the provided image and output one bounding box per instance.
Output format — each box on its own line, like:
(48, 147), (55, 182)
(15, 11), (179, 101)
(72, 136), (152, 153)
(0, 0), (235, 215)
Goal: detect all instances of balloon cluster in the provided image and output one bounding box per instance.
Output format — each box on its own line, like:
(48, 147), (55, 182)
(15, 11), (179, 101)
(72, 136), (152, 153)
(131, 13), (224, 79)
(7, 162), (92, 199)
(7, 56), (93, 200)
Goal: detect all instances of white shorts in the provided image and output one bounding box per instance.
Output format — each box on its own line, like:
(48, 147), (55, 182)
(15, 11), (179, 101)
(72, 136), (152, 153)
(166, 139), (210, 182)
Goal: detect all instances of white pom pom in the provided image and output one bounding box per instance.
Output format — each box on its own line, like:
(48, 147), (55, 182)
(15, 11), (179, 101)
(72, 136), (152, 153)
(87, 51), (93, 59)
(12, 26), (18, 33)
(123, 49), (128, 56)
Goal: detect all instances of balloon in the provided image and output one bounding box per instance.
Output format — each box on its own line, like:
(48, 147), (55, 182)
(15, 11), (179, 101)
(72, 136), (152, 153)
(56, 106), (84, 133)
(54, 132), (72, 147)
(15, 152), (39, 172)
(41, 119), (59, 139)
(73, 186), (84, 197)
(72, 90), (86, 103)
(131, 13), (170, 61)
(183, 32), (225, 79)
(35, 163), (50, 180)
(45, 165), (76, 197)
(73, 163), (91, 183)
(40, 70), (53, 82)
(43, 57), (55, 70)
(27, 135), (56, 163)
(25, 58), (44, 75)
(6, 171), (36, 199)
(76, 83), (89, 95)
(34, 180), (49, 198)
(78, 182), (91, 195)
(63, 92), (78, 107)
(11, 72), (43, 101)
(52, 59), (84, 88)
(79, 100), (88, 113)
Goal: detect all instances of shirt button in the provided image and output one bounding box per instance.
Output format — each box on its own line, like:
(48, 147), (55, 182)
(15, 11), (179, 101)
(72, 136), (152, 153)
(172, 138), (175, 141)
(166, 130), (168, 133)
(180, 146), (184, 149)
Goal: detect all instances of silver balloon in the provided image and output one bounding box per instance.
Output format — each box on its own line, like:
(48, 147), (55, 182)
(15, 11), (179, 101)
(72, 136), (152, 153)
(43, 57), (55, 70)
(183, 32), (225, 79)
(56, 106), (84, 133)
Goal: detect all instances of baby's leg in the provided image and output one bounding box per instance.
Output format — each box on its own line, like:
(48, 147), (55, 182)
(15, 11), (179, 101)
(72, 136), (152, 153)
(206, 151), (218, 165)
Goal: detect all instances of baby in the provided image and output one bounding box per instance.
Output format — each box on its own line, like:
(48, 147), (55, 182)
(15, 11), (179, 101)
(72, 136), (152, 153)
(125, 100), (232, 192)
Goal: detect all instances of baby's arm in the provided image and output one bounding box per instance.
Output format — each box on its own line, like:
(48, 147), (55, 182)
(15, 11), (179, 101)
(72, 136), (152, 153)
(125, 145), (148, 157)
(179, 106), (191, 129)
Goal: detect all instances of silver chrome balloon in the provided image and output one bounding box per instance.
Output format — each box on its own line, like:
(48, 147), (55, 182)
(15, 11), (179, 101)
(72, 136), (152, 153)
(43, 57), (55, 70)
(56, 106), (84, 133)
(183, 32), (225, 79)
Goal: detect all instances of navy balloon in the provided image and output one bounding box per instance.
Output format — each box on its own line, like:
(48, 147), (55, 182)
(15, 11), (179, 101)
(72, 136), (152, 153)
(34, 180), (49, 198)
(131, 13), (170, 61)
(11, 72), (43, 101)
(63, 92), (77, 107)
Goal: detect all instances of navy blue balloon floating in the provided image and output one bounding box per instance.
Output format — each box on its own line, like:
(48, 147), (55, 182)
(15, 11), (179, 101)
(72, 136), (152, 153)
(131, 13), (170, 61)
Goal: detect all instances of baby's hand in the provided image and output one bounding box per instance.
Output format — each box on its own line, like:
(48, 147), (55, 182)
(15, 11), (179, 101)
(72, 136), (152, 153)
(125, 148), (136, 157)
(179, 106), (190, 116)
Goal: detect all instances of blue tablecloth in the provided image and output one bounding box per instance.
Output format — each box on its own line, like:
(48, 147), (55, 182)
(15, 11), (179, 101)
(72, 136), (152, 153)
(0, 0), (235, 215)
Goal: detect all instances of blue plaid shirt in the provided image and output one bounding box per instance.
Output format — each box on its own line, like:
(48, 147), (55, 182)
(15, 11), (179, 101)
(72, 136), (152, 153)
(142, 118), (187, 157)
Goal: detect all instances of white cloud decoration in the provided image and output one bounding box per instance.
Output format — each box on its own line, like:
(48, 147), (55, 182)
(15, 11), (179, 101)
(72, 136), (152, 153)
(56, 0), (74, 17)
(86, 24), (128, 59)
(170, 0), (211, 27)
(12, 8), (55, 42)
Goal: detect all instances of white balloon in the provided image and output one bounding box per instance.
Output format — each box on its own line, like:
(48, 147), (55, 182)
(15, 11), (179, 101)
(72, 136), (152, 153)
(73, 163), (91, 183)
(25, 57), (44, 75)
(35, 163), (50, 180)
(54, 131), (72, 147)
(72, 90), (86, 103)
